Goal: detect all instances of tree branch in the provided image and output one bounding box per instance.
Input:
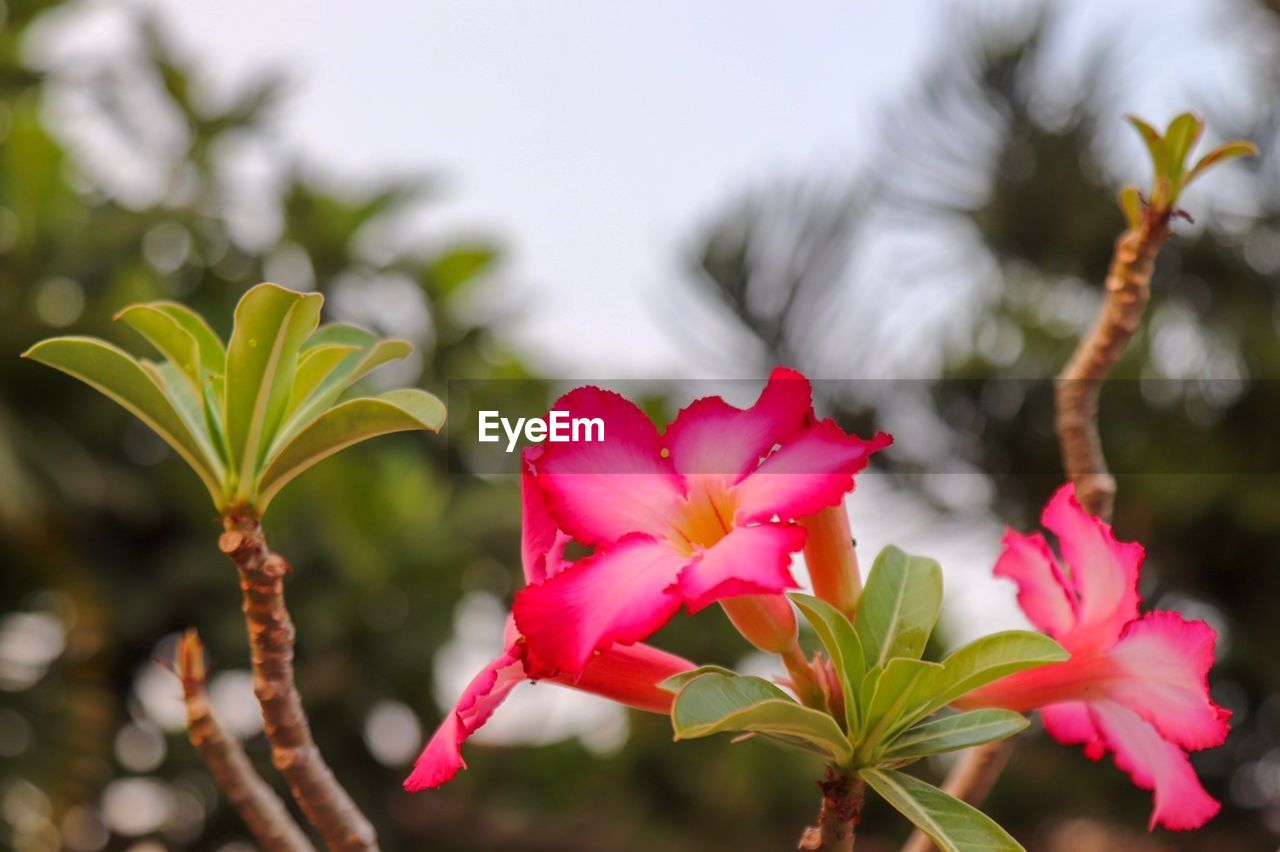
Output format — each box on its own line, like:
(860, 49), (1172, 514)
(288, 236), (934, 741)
(177, 629), (315, 852)
(1054, 209), (1170, 522)
(902, 205), (1173, 852)
(220, 513), (379, 852)
(798, 769), (864, 851)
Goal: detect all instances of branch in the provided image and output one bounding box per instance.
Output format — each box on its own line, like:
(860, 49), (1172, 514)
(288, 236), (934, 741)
(177, 629), (315, 852)
(1054, 207), (1171, 522)
(902, 205), (1173, 852)
(220, 514), (379, 852)
(798, 769), (864, 851)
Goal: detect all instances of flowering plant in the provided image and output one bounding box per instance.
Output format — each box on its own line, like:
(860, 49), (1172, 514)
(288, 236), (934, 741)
(21, 112), (1253, 851)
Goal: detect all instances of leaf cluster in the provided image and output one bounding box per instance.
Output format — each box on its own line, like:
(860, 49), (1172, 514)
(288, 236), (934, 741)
(1120, 112), (1257, 226)
(663, 546), (1068, 851)
(23, 283), (446, 513)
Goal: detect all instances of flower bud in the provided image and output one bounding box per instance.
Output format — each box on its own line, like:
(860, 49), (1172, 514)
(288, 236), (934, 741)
(720, 594), (798, 654)
(802, 505), (861, 618)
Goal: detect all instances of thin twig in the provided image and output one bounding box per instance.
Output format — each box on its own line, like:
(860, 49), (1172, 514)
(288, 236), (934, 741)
(902, 205), (1173, 852)
(798, 769), (865, 851)
(177, 629), (315, 852)
(221, 514), (379, 852)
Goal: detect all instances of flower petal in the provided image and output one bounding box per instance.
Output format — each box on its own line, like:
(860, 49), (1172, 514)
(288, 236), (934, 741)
(568, 643), (695, 713)
(1108, 611), (1231, 751)
(521, 445), (570, 583)
(533, 386), (686, 545)
(1042, 701), (1106, 760)
(676, 523), (807, 612)
(993, 530), (1077, 639)
(952, 649), (1115, 713)
(1089, 701), (1221, 831)
(514, 534), (689, 679)
(1041, 484), (1143, 643)
(404, 648), (525, 791)
(663, 367), (811, 481)
(732, 420), (891, 524)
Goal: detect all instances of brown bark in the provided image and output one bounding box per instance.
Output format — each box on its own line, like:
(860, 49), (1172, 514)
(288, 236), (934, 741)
(902, 207), (1173, 852)
(177, 629), (314, 852)
(220, 513), (379, 852)
(798, 769), (864, 851)
(1054, 210), (1171, 522)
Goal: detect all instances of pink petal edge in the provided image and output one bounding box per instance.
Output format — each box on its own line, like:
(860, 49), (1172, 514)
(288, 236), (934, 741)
(513, 533), (689, 679)
(403, 648), (525, 791)
(663, 366), (812, 482)
(677, 522), (806, 612)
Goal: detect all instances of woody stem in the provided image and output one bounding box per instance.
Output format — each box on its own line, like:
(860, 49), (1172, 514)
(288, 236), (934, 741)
(798, 769), (864, 851)
(177, 629), (314, 851)
(220, 513), (379, 852)
(902, 206), (1174, 852)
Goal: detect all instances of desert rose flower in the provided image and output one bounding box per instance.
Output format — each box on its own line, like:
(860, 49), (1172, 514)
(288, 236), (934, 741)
(513, 368), (890, 679)
(956, 484), (1230, 830)
(404, 450), (695, 791)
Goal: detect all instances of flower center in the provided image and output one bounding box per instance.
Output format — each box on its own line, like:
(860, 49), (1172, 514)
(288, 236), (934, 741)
(669, 476), (738, 553)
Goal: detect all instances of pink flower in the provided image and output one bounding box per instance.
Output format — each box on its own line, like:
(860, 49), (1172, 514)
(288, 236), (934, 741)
(957, 485), (1230, 830)
(404, 456), (695, 791)
(512, 368), (890, 679)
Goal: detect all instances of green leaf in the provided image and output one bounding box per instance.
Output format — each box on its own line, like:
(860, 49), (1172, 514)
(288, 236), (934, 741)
(859, 658), (943, 755)
(116, 304), (202, 388)
(861, 768), (1023, 852)
(902, 630), (1068, 727)
(1163, 112), (1203, 184)
(223, 283), (323, 498)
(671, 673), (853, 765)
(1118, 185), (1143, 230)
(1185, 141), (1259, 186)
(151, 301), (227, 376)
(1150, 175), (1174, 212)
(1126, 114), (1169, 179)
(658, 665), (739, 694)
(881, 710), (1028, 762)
(285, 343), (359, 415)
(425, 243), (499, 298)
(854, 546), (942, 669)
(204, 374), (229, 466)
(22, 337), (224, 503)
(270, 323), (413, 453)
(143, 359), (223, 477)
(791, 593), (865, 733)
(256, 388), (446, 509)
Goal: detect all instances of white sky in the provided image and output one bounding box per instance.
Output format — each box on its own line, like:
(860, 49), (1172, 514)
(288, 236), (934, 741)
(113, 0), (950, 375)
(36, 0), (1261, 377)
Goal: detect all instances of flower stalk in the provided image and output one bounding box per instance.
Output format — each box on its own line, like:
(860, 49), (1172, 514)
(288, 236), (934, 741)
(221, 513), (378, 852)
(177, 629), (315, 852)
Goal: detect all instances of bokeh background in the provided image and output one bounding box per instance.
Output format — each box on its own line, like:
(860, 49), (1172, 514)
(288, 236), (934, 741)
(2, 0), (1279, 849)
